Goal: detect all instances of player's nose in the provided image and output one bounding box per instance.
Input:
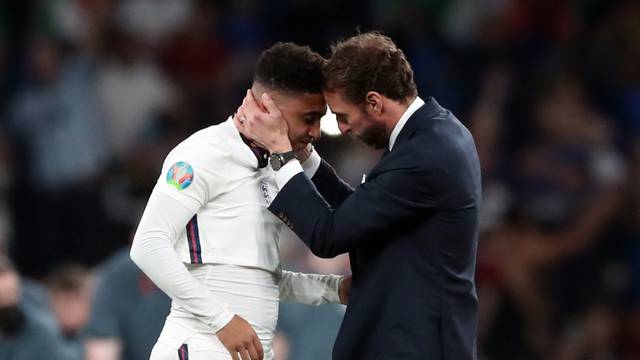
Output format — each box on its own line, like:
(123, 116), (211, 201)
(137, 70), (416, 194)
(309, 122), (321, 141)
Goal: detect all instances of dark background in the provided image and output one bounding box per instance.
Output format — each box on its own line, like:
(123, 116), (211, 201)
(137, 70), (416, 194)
(1, 0), (639, 359)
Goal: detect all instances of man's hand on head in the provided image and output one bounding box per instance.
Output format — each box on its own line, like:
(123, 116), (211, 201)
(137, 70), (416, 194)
(235, 90), (292, 154)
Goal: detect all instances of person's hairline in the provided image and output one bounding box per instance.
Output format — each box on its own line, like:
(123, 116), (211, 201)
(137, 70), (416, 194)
(251, 81), (323, 101)
(322, 84), (416, 107)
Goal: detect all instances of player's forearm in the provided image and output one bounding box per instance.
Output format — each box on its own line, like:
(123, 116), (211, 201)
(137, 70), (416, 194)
(278, 270), (343, 305)
(130, 234), (234, 331)
(130, 191), (235, 332)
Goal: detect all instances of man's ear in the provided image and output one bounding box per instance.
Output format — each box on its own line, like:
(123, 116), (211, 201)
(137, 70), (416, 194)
(365, 91), (383, 114)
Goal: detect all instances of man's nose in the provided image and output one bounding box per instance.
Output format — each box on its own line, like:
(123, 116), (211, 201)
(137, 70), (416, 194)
(338, 122), (351, 135)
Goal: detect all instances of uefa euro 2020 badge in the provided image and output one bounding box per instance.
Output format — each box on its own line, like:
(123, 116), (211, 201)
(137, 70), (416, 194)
(167, 162), (194, 191)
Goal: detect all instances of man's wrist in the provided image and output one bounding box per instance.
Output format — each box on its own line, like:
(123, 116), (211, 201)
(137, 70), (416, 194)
(271, 143), (293, 154)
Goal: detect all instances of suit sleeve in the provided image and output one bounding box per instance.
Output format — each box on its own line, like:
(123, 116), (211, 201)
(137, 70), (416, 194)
(269, 164), (439, 258)
(310, 160), (354, 207)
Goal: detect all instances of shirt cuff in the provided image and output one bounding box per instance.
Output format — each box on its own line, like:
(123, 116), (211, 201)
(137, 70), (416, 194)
(209, 309), (236, 333)
(301, 147), (321, 178)
(276, 159), (304, 189)
(325, 274), (345, 304)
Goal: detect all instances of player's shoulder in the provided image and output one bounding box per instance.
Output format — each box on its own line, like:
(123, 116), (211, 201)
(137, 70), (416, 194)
(165, 119), (234, 166)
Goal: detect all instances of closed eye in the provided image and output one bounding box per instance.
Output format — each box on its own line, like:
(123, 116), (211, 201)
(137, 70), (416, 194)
(335, 113), (348, 124)
(304, 111), (325, 124)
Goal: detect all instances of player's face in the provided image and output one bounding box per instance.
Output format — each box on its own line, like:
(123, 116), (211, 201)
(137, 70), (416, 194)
(324, 90), (389, 149)
(269, 92), (326, 151)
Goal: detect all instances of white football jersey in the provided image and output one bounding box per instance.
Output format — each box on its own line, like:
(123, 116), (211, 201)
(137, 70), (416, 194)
(154, 118), (286, 272)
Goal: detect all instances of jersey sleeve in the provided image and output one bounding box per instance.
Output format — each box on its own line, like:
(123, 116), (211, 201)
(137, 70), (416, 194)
(130, 190), (235, 332)
(277, 269), (343, 305)
(154, 146), (216, 213)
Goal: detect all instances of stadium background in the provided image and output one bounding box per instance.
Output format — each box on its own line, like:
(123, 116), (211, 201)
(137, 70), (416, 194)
(0, 0), (639, 359)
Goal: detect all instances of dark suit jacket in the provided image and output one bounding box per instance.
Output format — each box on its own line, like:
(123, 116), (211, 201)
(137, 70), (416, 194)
(270, 97), (481, 359)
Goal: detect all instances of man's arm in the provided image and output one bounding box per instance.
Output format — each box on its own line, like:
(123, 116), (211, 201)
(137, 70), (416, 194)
(299, 146), (354, 207)
(278, 270), (349, 305)
(236, 90), (439, 257)
(271, 163), (439, 258)
(311, 159), (354, 207)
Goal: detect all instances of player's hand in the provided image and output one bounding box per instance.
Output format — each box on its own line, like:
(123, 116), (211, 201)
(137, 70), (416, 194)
(235, 89), (292, 154)
(339, 275), (352, 305)
(216, 315), (264, 360)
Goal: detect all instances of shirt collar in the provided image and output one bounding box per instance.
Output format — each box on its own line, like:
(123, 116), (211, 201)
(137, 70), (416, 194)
(227, 116), (269, 168)
(388, 96), (425, 151)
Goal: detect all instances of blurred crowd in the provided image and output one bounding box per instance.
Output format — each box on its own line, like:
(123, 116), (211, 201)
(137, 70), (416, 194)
(0, 0), (639, 359)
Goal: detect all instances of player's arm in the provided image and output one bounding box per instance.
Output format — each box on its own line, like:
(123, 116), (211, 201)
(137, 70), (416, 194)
(278, 270), (351, 305)
(130, 189), (235, 330)
(131, 155), (264, 360)
(131, 190), (263, 360)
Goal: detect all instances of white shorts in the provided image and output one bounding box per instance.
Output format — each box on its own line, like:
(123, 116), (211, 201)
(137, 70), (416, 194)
(150, 264), (279, 360)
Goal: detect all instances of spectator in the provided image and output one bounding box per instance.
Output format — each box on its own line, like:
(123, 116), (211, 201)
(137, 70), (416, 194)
(9, 35), (111, 277)
(0, 253), (65, 359)
(45, 264), (93, 360)
(84, 248), (170, 360)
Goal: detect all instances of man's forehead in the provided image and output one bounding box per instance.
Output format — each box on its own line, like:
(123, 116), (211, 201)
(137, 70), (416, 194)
(323, 90), (352, 112)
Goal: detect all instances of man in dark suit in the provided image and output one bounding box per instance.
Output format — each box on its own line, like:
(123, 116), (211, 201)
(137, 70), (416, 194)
(236, 32), (481, 360)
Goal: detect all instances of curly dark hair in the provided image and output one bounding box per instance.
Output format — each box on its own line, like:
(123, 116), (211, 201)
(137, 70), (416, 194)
(323, 31), (417, 105)
(253, 42), (326, 94)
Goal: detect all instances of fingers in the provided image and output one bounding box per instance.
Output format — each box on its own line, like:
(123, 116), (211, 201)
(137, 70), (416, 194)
(243, 89), (262, 115)
(253, 335), (264, 359)
(230, 341), (262, 360)
(246, 345), (259, 360)
(234, 106), (246, 130)
(228, 349), (240, 360)
(260, 93), (279, 115)
(239, 348), (251, 360)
